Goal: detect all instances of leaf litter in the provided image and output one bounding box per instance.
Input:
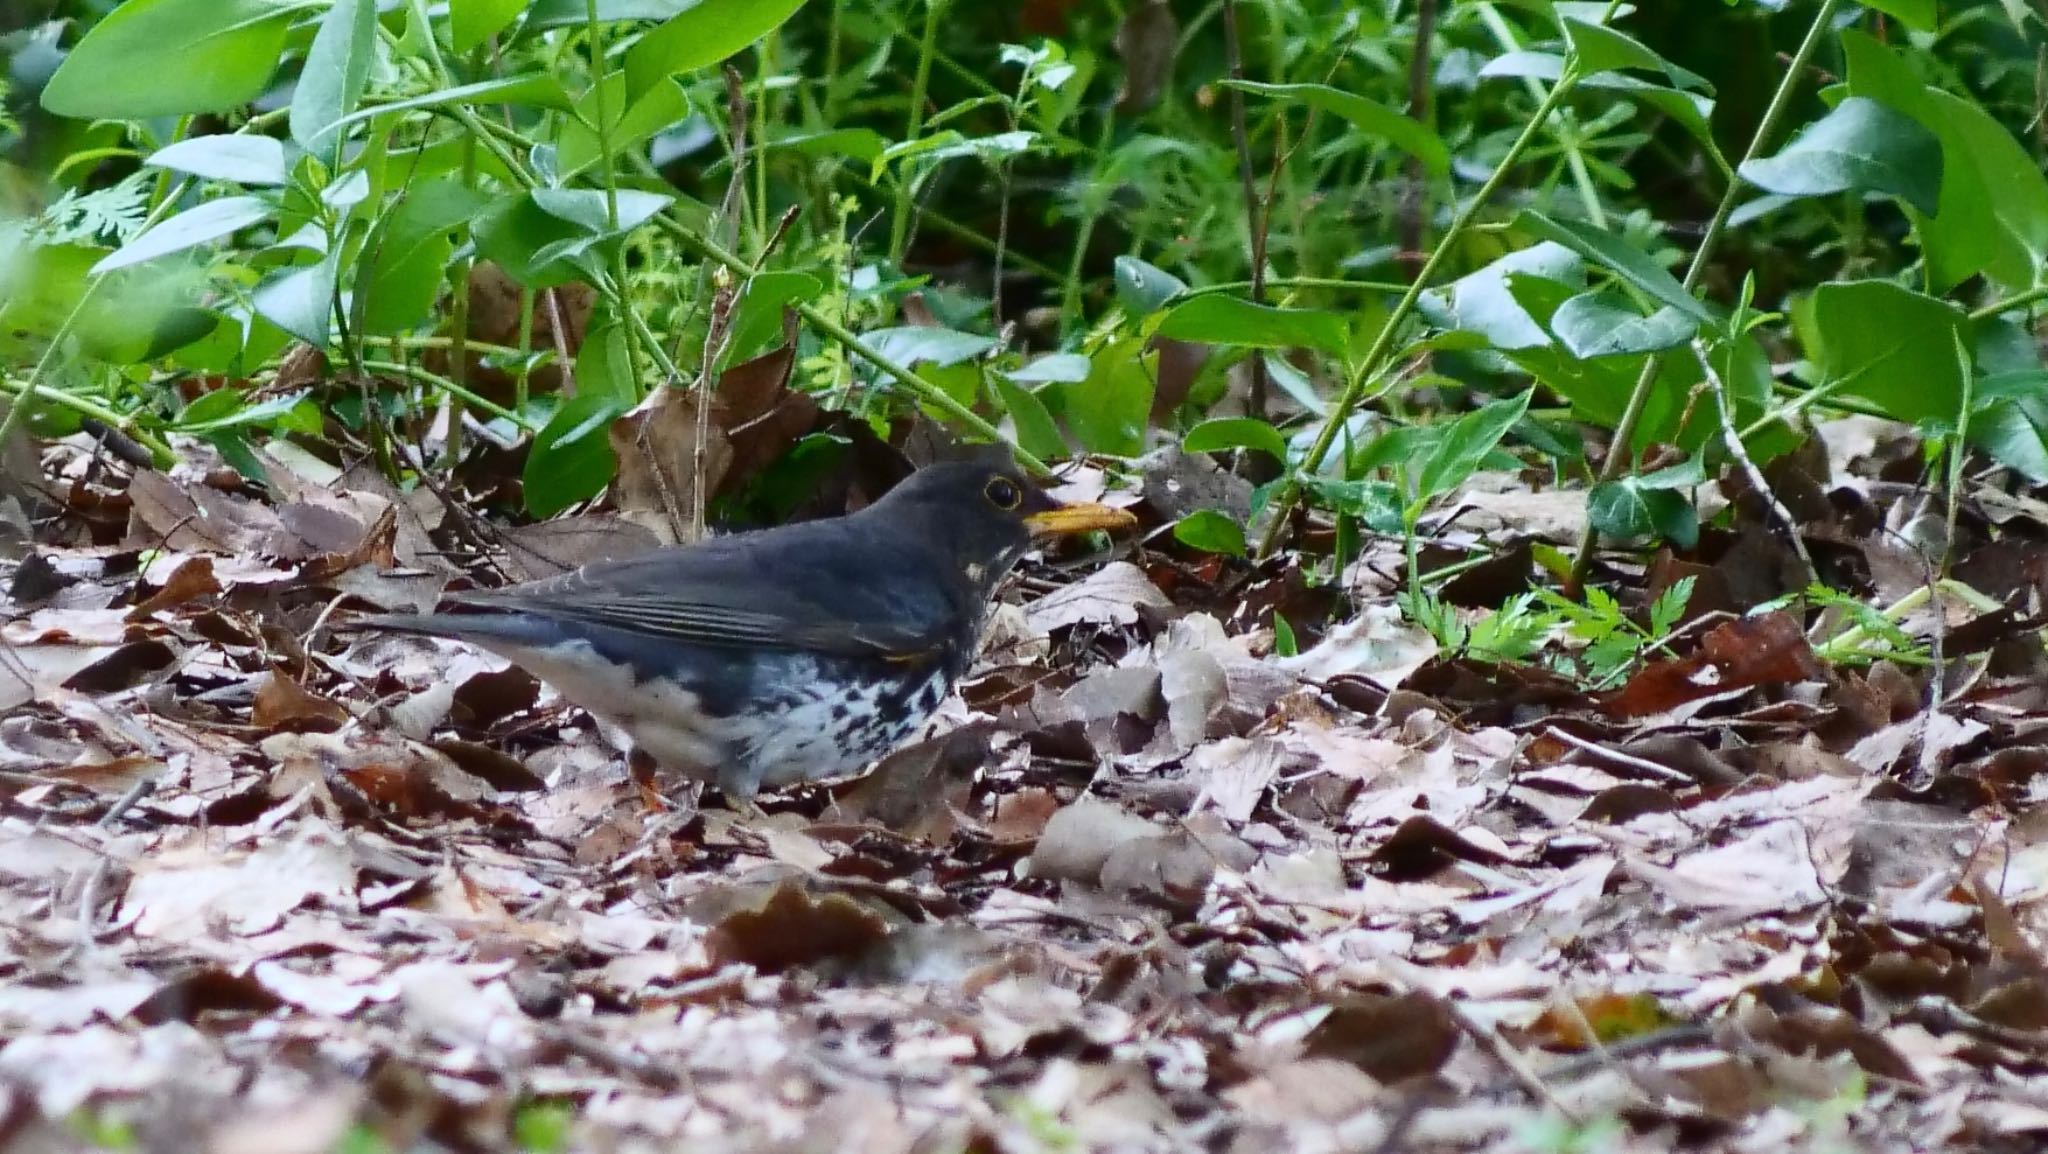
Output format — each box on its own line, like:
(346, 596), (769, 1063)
(9, 419), (2048, 1153)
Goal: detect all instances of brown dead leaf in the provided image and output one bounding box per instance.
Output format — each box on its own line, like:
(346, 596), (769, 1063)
(1303, 990), (1459, 1083)
(1605, 610), (1822, 718)
(252, 671), (351, 732)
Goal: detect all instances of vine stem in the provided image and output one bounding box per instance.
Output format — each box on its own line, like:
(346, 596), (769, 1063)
(1563, 0), (1844, 591)
(1253, 69), (1584, 559)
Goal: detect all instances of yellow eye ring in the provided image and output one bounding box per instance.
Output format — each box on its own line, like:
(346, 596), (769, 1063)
(984, 476), (1022, 510)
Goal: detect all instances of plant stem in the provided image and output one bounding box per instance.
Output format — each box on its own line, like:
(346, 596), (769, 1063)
(362, 360), (539, 431)
(1253, 70), (1585, 559)
(0, 377), (174, 465)
(888, 0), (945, 270)
(1970, 283), (2048, 321)
(1563, 0), (1844, 592)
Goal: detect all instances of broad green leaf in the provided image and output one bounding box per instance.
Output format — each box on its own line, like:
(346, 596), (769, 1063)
(451, 0), (527, 51)
(1560, 17), (1668, 78)
(1588, 475), (1699, 548)
(146, 135), (289, 186)
(1174, 509), (1246, 557)
(1551, 292), (1697, 358)
(858, 327), (995, 368)
(93, 196), (274, 273)
(357, 180), (489, 335)
(1973, 392), (2048, 484)
(1063, 337), (1156, 456)
(1802, 280), (1967, 425)
(1515, 211), (1711, 322)
(1738, 96), (1942, 216)
(1220, 80), (1449, 175)
(1859, 0), (1936, 30)
(1113, 256), (1187, 316)
(1183, 417), (1289, 462)
(474, 194), (601, 287)
(42, 0), (296, 120)
(1846, 30), (2048, 290)
(576, 313), (636, 403)
(1005, 353), (1092, 384)
(1417, 390), (1533, 502)
(1156, 296), (1349, 355)
(623, 0), (806, 100)
(724, 271), (821, 364)
(529, 0), (689, 27)
(251, 251), (339, 346)
(994, 377), (1066, 463)
(525, 393), (633, 518)
(557, 72), (691, 178)
(291, 0), (377, 154)
(530, 187), (673, 234)
(1419, 242), (1584, 351)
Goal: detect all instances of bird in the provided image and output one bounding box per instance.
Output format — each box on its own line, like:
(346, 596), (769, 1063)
(353, 458), (1136, 806)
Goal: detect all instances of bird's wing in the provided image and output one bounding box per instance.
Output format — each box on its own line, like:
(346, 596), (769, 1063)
(447, 526), (954, 660)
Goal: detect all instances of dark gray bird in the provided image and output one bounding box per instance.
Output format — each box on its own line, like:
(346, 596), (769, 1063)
(355, 460), (1134, 803)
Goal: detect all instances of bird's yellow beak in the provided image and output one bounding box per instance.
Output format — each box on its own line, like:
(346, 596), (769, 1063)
(1024, 502), (1138, 537)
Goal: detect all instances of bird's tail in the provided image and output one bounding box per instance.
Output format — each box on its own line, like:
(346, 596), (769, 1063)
(350, 610), (548, 647)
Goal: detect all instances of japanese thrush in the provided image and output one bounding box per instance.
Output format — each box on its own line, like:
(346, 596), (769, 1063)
(355, 460), (1134, 803)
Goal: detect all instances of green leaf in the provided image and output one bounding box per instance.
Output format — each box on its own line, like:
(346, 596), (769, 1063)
(1560, 17), (1668, 78)
(1588, 464), (1700, 548)
(1183, 417), (1288, 462)
(1859, 0), (1935, 30)
(575, 313), (636, 403)
(1112, 256), (1187, 316)
(1416, 389), (1533, 502)
(290, 0), (377, 154)
(1220, 79), (1449, 175)
(858, 327), (995, 368)
(529, 0), (688, 26)
(1972, 393), (2048, 484)
(623, 0), (806, 100)
(1155, 296), (1349, 355)
(357, 180), (489, 335)
(1842, 30), (2048, 291)
(1802, 280), (1968, 425)
(451, 0), (527, 52)
(1006, 353), (1092, 384)
(1420, 242), (1584, 351)
(525, 393), (633, 518)
(1550, 292), (1697, 358)
(1063, 336), (1155, 456)
(993, 376), (1066, 463)
(557, 72), (691, 179)
(146, 135), (289, 186)
(41, 0), (296, 120)
(723, 271), (821, 364)
(251, 251), (339, 346)
(1515, 211), (1712, 322)
(93, 196), (274, 273)
(1738, 96), (1942, 216)
(1173, 509), (1247, 557)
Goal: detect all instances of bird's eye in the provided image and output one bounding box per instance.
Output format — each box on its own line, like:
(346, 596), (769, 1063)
(984, 476), (1022, 510)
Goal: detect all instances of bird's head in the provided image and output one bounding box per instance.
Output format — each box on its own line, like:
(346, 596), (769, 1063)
(870, 458), (1136, 590)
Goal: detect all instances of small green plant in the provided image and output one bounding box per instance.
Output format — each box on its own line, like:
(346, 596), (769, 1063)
(513, 1100), (574, 1154)
(1401, 576), (1695, 688)
(1756, 583), (1937, 668)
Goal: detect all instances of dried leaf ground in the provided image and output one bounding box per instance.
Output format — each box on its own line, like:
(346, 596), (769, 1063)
(9, 428), (2048, 1153)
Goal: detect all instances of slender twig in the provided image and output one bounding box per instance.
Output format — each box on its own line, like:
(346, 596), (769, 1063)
(1565, 0), (1844, 590)
(1221, 0), (1270, 421)
(1697, 338), (1816, 582)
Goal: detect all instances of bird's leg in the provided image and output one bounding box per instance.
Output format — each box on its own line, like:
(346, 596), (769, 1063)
(627, 749), (675, 815)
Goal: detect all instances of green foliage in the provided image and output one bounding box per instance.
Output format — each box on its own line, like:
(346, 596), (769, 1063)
(1402, 577), (1695, 687)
